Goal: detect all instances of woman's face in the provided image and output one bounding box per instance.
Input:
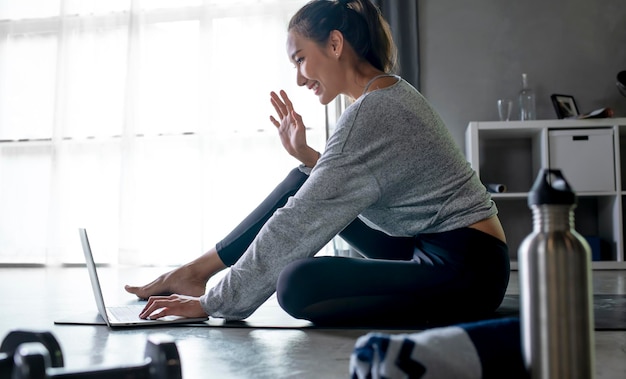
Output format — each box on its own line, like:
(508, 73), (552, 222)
(286, 31), (341, 105)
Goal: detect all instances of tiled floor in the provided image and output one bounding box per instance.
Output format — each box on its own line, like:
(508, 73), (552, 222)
(0, 266), (624, 378)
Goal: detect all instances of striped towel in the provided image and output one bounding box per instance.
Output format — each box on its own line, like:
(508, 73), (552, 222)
(350, 317), (527, 379)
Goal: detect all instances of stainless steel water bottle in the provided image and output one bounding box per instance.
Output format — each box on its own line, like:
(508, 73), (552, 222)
(518, 169), (595, 379)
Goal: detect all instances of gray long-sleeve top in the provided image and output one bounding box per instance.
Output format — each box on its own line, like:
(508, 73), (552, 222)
(200, 77), (496, 320)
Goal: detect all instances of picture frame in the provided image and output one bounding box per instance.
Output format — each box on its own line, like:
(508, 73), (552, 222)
(551, 94), (579, 119)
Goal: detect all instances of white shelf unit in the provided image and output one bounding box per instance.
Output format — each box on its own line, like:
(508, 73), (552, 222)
(465, 118), (626, 269)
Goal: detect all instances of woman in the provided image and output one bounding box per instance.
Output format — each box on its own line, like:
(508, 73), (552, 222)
(127, 0), (509, 326)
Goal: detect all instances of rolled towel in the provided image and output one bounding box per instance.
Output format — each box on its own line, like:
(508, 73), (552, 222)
(350, 317), (527, 379)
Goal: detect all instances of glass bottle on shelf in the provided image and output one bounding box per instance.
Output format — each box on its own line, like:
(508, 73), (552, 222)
(519, 73), (536, 120)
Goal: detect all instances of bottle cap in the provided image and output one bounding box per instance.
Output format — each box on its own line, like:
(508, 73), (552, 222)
(528, 169), (577, 206)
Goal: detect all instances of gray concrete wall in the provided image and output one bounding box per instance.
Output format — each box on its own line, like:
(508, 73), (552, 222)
(418, 0), (626, 149)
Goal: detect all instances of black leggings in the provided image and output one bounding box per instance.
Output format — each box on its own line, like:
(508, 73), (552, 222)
(216, 168), (510, 326)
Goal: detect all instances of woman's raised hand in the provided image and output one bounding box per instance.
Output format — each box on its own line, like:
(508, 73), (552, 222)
(270, 90), (319, 168)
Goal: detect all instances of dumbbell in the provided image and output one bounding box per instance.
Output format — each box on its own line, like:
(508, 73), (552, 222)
(0, 330), (64, 379)
(11, 333), (181, 379)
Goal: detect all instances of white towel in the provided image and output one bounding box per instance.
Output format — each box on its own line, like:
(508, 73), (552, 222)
(350, 317), (526, 379)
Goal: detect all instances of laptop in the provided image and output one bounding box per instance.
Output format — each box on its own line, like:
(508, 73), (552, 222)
(78, 228), (208, 327)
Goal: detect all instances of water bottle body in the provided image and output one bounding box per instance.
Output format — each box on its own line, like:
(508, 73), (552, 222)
(519, 215), (595, 379)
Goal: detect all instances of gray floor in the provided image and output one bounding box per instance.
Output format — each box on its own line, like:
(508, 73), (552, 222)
(0, 266), (625, 378)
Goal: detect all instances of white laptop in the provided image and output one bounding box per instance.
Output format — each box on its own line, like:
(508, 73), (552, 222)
(78, 228), (208, 327)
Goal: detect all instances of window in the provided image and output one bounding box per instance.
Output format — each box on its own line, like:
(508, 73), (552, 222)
(0, 0), (327, 265)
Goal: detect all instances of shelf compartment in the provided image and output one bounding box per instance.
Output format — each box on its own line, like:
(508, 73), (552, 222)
(495, 195), (618, 262)
(493, 197), (532, 262)
(478, 136), (542, 193)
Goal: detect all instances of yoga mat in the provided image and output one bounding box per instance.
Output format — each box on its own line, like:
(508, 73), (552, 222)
(192, 294), (626, 331)
(56, 295), (626, 331)
(54, 298), (312, 329)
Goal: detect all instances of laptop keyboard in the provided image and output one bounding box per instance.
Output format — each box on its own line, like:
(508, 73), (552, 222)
(108, 305), (144, 321)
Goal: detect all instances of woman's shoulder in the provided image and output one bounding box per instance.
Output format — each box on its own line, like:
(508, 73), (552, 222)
(355, 78), (423, 116)
(359, 77), (421, 104)
(336, 77), (425, 130)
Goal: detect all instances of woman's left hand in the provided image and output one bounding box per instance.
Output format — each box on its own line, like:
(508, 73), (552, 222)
(269, 90), (319, 168)
(139, 294), (208, 320)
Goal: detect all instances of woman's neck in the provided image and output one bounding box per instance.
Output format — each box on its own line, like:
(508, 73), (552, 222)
(362, 74), (397, 95)
(344, 67), (390, 99)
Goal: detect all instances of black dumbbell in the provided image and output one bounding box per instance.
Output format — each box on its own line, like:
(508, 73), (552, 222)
(11, 333), (181, 379)
(0, 330), (64, 379)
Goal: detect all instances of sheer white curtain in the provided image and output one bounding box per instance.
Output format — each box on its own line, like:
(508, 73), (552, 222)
(0, 0), (327, 265)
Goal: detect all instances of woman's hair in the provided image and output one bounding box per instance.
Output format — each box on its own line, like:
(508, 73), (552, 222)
(288, 0), (397, 73)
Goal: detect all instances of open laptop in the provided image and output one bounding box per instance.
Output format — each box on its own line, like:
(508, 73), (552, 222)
(78, 228), (208, 327)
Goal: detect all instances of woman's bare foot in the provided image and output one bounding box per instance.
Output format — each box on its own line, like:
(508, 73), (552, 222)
(125, 266), (207, 299)
(125, 249), (226, 299)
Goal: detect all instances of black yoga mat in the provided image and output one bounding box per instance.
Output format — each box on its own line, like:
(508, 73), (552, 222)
(57, 294), (626, 331)
(181, 294), (625, 331)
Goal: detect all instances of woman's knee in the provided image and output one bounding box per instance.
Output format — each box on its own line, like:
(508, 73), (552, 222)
(276, 257), (332, 318)
(277, 259), (310, 310)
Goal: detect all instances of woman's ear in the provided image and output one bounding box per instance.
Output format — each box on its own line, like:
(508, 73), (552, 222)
(328, 30), (344, 58)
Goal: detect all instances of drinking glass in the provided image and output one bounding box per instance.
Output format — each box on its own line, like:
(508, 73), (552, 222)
(497, 99), (513, 121)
